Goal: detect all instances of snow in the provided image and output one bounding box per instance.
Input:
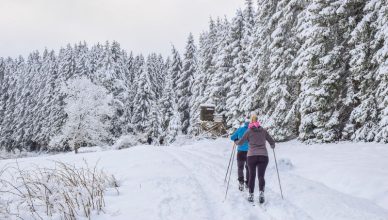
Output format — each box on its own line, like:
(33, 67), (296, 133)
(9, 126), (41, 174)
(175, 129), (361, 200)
(1, 138), (387, 220)
(200, 103), (216, 108)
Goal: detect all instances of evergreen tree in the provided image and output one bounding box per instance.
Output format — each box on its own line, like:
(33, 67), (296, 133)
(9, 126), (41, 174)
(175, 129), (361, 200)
(295, 0), (361, 142)
(166, 103), (181, 144)
(176, 34), (197, 134)
(131, 61), (156, 134)
(169, 46), (182, 90)
(159, 72), (175, 135)
(241, 0), (279, 119)
(0, 58), (18, 151)
(374, 1), (388, 142)
(225, 10), (249, 126)
(260, 0), (305, 141)
(189, 33), (209, 135)
(344, 0), (382, 141)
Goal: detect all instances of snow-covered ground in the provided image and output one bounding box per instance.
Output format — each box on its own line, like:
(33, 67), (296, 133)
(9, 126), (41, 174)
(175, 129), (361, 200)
(0, 138), (387, 220)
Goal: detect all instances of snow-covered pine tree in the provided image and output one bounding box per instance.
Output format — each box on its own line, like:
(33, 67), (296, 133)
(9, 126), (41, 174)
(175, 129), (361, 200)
(188, 18), (221, 134)
(42, 47), (71, 149)
(21, 52), (43, 150)
(169, 46), (182, 90)
(0, 59), (13, 150)
(156, 54), (168, 97)
(202, 18), (223, 103)
(32, 49), (59, 150)
(128, 54), (145, 118)
(166, 102), (181, 144)
(240, 0), (279, 119)
(58, 44), (76, 81)
(159, 68), (176, 137)
(131, 59), (156, 135)
(122, 51), (135, 134)
(8, 57), (26, 151)
(241, 0), (255, 66)
(93, 41), (131, 138)
(73, 42), (89, 78)
(295, 0), (362, 142)
(145, 53), (166, 99)
(237, 0), (255, 120)
(189, 33), (209, 135)
(225, 9), (250, 126)
(344, 0), (382, 141)
(50, 76), (113, 152)
(204, 18), (231, 115)
(176, 34), (197, 134)
(201, 17), (218, 87)
(259, 0), (305, 141)
(374, 1), (388, 142)
(0, 58), (18, 151)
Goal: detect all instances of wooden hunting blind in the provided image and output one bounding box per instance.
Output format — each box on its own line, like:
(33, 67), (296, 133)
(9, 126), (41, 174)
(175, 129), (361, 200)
(200, 104), (215, 121)
(199, 104), (227, 137)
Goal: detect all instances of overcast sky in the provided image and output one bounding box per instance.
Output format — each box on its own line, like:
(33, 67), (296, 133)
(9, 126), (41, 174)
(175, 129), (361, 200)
(0, 0), (246, 58)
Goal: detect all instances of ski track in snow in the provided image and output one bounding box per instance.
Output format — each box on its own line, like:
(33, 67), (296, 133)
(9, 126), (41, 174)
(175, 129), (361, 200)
(169, 146), (312, 220)
(157, 149), (215, 220)
(1, 139), (388, 220)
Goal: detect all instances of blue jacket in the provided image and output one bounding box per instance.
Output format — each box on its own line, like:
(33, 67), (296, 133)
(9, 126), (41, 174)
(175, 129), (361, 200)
(230, 122), (249, 151)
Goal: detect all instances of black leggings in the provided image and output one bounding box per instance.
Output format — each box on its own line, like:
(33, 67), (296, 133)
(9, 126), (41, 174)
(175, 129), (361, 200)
(247, 155), (269, 193)
(236, 151), (249, 183)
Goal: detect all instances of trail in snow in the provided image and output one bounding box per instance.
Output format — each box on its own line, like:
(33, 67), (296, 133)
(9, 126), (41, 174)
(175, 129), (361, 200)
(164, 147), (312, 220)
(1, 138), (387, 220)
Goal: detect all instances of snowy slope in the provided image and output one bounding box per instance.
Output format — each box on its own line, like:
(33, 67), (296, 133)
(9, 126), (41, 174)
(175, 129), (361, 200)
(0, 138), (387, 220)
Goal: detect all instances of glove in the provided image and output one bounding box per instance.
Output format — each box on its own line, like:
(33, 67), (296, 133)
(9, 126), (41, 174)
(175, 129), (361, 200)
(234, 138), (239, 142)
(271, 145), (275, 149)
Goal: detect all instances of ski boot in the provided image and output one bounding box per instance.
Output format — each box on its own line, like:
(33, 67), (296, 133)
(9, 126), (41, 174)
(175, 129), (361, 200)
(248, 193), (254, 203)
(259, 191), (265, 204)
(238, 181), (244, 191)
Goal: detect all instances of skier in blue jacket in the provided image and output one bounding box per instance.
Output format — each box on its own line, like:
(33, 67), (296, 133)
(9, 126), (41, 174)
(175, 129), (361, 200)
(230, 118), (250, 191)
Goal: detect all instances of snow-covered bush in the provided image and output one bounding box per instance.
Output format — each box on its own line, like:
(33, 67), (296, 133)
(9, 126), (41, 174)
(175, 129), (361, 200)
(112, 134), (142, 149)
(0, 161), (119, 219)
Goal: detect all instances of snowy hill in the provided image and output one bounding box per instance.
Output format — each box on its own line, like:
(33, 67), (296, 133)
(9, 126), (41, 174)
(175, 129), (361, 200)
(1, 138), (387, 220)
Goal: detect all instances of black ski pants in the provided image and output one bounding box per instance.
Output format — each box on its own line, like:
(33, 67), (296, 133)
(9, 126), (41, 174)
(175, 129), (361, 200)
(247, 155), (269, 193)
(237, 151), (249, 184)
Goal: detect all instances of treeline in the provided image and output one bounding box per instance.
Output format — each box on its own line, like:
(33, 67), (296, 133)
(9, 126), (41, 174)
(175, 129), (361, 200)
(0, 0), (387, 152)
(193, 0), (387, 143)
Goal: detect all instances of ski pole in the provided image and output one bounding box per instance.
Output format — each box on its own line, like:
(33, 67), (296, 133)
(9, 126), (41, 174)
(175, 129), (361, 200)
(224, 143), (236, 183)
(224, 144), (236, 201)
(272, 148), (284, 199)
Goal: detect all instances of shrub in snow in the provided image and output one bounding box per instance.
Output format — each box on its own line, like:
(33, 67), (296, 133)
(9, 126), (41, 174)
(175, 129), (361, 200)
(165, 107), (181, 144)
(0, 160), (119, 219)
(112, 134), (142, 149)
